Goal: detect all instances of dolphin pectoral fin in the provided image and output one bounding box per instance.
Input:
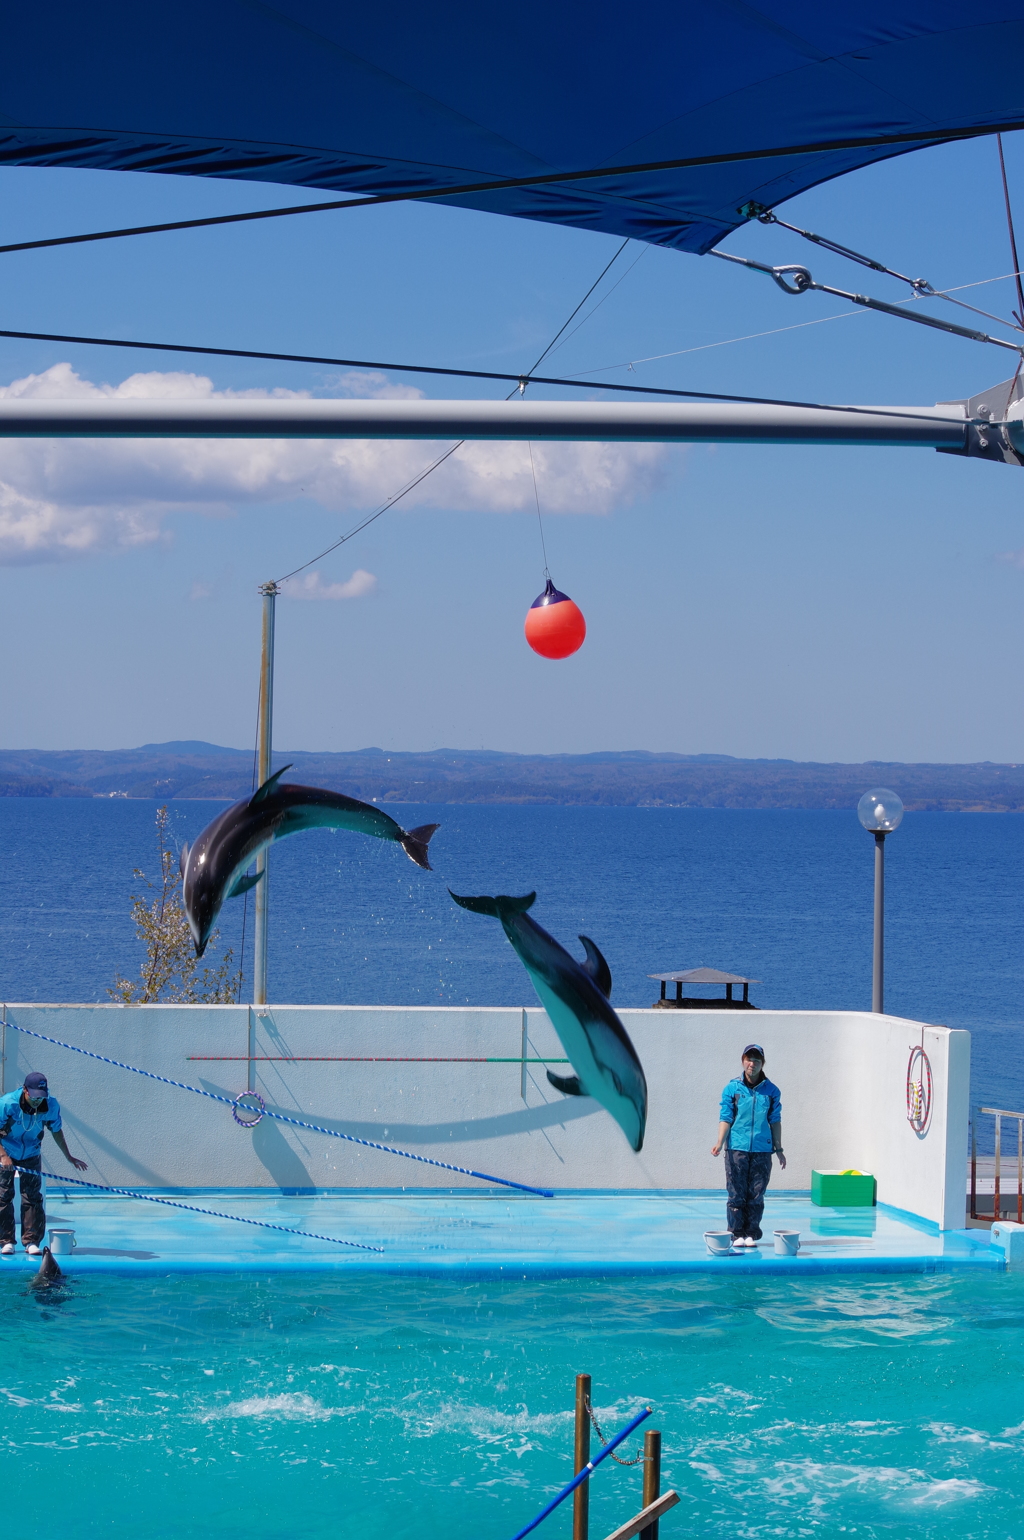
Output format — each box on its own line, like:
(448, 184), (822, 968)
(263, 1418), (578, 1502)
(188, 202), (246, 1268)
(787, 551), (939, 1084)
(401, 823), (440, 870)
(578, 935), (612, 998)
(449, 890), (537, 918)
(179, 841), (189, 878)
(546, 1070), (586, 1097)
(227, 869), (263, 899)
(249, 765), (294, 807)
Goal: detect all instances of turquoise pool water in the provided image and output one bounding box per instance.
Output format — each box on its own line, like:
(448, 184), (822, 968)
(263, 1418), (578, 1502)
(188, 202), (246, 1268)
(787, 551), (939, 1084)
(4, 1270), (1023, 1540)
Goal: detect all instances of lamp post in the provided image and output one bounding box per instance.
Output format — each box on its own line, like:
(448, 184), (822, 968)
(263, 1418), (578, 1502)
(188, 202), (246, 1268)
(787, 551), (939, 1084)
(857, 788), (904, 1014)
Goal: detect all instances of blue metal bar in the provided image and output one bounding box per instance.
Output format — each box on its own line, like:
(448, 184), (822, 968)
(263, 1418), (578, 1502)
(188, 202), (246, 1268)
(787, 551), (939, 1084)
(509, 1406), (652, 1540)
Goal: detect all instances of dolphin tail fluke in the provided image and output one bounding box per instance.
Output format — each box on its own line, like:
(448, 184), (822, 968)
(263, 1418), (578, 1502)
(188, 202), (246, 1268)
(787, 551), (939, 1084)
(578, 935), (612, 998)
(400, 823), (440, 870)
(546, 1070), (585, 1097)
(249, 765), (294, 806)
(227, 869), (263, 899)
(448, 890), (537, 918)
(179, 841), (189, 878)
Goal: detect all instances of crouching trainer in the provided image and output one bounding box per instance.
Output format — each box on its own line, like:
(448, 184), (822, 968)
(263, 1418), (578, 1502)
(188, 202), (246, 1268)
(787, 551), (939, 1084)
(0, 1071), (88, 1257)
(711, 1044), (785, 1246)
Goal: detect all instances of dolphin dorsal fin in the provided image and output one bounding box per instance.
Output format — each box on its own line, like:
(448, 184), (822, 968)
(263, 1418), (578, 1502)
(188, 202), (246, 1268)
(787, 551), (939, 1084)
(248, 765), (293, 807)
(578, 935), (612, 998)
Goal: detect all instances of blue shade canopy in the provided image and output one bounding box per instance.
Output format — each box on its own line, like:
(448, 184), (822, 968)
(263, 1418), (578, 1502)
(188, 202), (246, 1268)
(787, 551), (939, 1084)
(3, 4), (1024, 254)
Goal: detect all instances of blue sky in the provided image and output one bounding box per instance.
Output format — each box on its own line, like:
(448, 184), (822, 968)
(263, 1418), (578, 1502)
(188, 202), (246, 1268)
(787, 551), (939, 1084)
(2, 133), (1024, 761)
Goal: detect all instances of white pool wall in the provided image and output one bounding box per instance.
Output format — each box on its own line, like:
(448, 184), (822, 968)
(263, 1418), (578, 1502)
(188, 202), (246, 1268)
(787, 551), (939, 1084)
(0, 1005), (969, 1229)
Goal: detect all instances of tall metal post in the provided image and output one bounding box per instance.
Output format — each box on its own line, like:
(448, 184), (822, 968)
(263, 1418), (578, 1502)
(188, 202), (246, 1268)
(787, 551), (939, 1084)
(639, 1429), (661, 1540)
(253, 581), (278, 1007)
(872, 830), (886, 1014)
(573, 1373), (591, 1540)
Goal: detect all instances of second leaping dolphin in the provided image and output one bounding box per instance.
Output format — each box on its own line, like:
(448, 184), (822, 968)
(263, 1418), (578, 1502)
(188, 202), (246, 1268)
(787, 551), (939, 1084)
(182, 768), (439, 956)
(448, 890), (647, 1150)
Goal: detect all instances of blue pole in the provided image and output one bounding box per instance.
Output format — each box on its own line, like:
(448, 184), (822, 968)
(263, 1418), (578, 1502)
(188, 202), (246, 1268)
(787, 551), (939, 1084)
(509, 1405), (652, 1540)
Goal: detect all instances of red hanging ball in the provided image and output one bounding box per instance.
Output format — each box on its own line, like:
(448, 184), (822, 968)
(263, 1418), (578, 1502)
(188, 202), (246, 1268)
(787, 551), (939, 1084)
(524, 578), (587, 659)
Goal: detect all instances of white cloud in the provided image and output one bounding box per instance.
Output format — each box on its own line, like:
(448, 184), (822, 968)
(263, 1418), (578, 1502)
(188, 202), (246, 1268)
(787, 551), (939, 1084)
(283, 569), (377, 600)
(997, 547), (1024, 569)
(0, 364), (672, 565)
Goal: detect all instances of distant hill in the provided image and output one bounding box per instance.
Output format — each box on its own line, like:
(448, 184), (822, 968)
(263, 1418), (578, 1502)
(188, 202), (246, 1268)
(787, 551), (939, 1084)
(1, 743), (1023, 811)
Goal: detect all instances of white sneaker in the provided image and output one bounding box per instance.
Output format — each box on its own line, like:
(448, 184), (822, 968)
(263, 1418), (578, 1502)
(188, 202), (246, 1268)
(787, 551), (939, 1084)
(1, 1243), (14, 1256)
(25, 1244), (40, 1257)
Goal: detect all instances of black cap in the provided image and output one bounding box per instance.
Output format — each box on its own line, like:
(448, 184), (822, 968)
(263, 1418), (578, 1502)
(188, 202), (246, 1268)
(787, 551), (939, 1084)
(741, 1044), (765, 1060)
(23, 1071), (48, 1093)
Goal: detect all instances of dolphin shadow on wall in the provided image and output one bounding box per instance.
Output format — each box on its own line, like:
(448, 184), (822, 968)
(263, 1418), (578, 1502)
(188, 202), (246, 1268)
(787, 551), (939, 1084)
(251, 1116), (316, 1192)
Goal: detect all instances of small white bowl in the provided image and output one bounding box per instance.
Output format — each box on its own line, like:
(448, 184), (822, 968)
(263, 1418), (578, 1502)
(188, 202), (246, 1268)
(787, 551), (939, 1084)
(704, 1231), (735, 1256)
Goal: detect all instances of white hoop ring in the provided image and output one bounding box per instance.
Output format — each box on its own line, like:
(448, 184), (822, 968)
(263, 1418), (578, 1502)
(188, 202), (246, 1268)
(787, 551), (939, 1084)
(232, 1091), (266, 1128)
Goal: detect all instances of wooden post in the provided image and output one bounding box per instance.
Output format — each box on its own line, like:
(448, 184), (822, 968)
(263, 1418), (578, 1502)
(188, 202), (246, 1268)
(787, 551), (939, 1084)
(573, 1374), (591, 1540)
(638, 1429), (661, 1540)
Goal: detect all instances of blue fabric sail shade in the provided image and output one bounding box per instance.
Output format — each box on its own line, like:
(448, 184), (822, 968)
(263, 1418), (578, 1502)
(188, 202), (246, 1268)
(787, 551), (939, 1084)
(3, 4), (1024, 254)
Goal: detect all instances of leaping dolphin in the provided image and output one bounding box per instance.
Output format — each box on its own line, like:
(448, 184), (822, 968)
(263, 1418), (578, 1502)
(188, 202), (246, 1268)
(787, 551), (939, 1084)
(182, 768), (439, 956)
(448, 891), (647, 1150)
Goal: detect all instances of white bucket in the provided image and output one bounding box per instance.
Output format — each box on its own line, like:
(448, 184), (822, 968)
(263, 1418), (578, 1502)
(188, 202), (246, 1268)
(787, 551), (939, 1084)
(704, 1231), (734, 1256)
(48, 1227), (76, 1256)
(773, 1230), (800, 1256)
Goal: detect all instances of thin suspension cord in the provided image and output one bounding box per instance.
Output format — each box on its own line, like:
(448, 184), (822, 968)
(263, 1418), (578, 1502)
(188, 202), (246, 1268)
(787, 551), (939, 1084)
(544, 245), (650, 362)
(273, 441), (464, 586)
(998, 134), (1024, 330)
(527, 442), (549, 577)
(0, 119), (1017, 260)
(525, 239), (629, 377)
(567, 268), (1024, 379)
(0, 322), (972, 419)
(273, 243), (639, 587)
(0, 324), (697, 398)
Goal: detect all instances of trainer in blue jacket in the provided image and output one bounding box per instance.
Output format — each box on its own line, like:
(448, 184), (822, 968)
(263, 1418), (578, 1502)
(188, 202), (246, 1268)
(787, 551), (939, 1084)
(712, 1044), (785, 1247)
(0, 1070), (88, 1257)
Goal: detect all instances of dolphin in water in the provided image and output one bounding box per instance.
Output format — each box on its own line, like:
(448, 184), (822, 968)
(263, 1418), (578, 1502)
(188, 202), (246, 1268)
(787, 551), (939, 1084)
(30, 1247), (64, 1287)
(182, 767), (439, 956)
(448, 891), (647, 1150)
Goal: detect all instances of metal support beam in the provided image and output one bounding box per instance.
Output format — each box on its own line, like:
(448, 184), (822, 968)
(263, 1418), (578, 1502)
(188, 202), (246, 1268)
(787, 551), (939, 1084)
(0, 395), (973, 447)
(253, 581), (278, 1007)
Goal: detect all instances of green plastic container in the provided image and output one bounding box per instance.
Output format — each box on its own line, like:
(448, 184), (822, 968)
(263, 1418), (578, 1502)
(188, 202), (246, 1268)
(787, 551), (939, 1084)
(811, 1169), (877, 1207)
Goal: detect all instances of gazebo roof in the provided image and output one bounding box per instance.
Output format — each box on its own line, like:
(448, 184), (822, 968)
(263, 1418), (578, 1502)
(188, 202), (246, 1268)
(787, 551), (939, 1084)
(648, 968), (760, 985)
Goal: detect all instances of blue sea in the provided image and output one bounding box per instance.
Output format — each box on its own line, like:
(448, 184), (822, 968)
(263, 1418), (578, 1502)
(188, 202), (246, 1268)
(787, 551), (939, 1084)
(0, 799), (1021, 1120)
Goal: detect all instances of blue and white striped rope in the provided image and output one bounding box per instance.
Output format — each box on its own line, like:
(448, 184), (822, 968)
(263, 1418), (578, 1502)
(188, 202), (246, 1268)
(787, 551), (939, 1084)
(4, 1018), (554, 1198)
(13, 1163), (383, 1251)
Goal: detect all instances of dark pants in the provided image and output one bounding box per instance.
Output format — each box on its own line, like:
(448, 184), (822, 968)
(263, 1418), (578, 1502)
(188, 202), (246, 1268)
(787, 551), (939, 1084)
(0, 1156), (45, 1246)
(725, 1150), (773, 1239)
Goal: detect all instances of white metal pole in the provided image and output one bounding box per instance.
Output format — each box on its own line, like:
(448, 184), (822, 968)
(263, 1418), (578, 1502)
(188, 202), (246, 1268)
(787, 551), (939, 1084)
(253, 580), (278, 1006)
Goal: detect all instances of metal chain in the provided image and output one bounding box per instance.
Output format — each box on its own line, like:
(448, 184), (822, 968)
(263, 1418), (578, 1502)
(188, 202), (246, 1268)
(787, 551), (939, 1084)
(584, 1396), (647, 1465)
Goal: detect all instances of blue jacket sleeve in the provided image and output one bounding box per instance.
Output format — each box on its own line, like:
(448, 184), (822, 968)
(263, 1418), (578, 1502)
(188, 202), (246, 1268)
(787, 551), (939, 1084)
(768, 1084), (782, 1125)
(719, 1083), (737, 1124)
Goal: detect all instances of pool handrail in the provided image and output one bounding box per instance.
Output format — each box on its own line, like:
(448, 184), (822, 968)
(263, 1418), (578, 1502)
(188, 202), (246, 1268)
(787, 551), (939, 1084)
(970, 1105), (1024, 1224)
(509, 1405), (652, 1540)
